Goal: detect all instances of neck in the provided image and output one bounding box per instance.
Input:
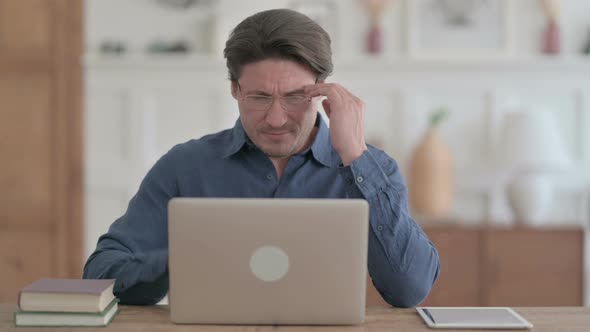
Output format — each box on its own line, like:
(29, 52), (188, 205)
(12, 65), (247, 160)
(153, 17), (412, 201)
(269, 126), (318, 180)
(269, 157), (289, 180)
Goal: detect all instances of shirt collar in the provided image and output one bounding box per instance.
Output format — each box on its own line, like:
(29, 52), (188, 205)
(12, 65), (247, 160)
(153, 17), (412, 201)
(221, 118), (249, 158)
(222, 114), (333, 168)
(307, 114), (333, 167)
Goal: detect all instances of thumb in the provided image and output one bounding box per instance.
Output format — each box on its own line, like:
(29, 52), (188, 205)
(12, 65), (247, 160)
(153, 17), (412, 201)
(322, 98), (332, 118)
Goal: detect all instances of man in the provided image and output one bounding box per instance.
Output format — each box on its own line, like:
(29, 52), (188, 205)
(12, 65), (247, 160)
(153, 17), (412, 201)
(84, 9), (440, 308)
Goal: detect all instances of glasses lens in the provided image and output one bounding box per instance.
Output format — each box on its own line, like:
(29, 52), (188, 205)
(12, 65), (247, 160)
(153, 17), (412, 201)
(241, 94), (310, 112)
(244, 96), (272, 111)
(282, 96), (309, 112)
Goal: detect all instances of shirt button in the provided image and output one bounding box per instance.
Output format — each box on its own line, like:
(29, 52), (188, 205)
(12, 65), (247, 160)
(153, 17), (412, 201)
(266, 174), (273, 180)
(356, 176), (364, 183)
(346, 178), (354, 186)
(377, 225), (384, 232)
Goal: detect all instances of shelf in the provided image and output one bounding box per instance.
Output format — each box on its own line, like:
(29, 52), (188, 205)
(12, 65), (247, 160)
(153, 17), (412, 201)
(84, 53), (590, 73)
(83, 53), (224, 70)
(334, 55), (590, 73)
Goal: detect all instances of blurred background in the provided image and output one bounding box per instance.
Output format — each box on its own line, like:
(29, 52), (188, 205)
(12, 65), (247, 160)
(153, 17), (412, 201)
(1, 0), (589, 307)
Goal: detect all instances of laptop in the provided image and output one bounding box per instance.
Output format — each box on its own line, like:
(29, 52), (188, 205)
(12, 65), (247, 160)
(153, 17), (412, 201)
(168, 198), (369, 325)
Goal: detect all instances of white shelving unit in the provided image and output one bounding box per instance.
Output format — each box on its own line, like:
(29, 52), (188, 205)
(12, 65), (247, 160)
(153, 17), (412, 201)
(84, 53), (590, 72)
(84, 0), (590, 305)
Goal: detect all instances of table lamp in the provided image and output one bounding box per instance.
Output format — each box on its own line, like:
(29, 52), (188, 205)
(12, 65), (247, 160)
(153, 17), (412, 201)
(497, 109), (572, 225)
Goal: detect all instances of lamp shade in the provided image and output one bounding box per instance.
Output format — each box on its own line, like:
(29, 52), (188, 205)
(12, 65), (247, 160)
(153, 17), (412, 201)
(497, 109), (572, 172)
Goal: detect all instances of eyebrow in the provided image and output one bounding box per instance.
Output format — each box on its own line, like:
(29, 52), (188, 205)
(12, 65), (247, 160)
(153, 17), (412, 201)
(284, 88), (305, 95)
(244, 87), (306, 96)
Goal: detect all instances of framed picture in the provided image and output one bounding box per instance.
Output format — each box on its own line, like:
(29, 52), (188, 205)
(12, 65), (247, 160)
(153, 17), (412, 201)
(406, 0), (513, 58)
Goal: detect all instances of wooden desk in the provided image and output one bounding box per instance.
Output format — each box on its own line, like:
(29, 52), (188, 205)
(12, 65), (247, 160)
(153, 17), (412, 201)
(2, 304), (590, 331)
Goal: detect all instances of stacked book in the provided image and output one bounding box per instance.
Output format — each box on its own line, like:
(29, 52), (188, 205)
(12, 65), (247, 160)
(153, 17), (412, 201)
(15, 278), (119, 327)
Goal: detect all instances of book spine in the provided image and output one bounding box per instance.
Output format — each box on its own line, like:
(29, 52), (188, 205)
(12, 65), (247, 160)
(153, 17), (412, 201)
(17, 290), (23, 310)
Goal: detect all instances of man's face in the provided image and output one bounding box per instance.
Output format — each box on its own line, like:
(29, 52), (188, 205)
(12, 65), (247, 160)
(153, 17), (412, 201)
(231, 58), (318, 158)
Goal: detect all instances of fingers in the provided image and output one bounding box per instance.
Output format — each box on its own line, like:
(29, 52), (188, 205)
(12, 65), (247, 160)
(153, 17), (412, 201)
(305, 83), (365, 120)
(304, 83), (365, 108)
(322, 98), (332, 118)
(304, 83), (347, 101)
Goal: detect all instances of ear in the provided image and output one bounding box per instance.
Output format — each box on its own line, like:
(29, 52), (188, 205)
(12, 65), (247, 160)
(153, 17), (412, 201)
(231, 81), (238, 100)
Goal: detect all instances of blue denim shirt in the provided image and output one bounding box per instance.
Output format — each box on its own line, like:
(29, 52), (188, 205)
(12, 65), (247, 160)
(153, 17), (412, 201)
(83, 114), (440, 308)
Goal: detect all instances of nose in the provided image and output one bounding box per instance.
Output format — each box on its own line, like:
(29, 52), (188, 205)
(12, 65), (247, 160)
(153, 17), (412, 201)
(264, 98), (288, 128)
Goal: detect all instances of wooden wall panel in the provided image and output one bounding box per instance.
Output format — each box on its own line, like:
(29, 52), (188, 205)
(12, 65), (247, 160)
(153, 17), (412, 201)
(0, 74), (53, 229)
(0, 0), (52, 57)
(53, 0), (83, 278)
(0, 231), (53, 301)
(0, 0), (83, 301)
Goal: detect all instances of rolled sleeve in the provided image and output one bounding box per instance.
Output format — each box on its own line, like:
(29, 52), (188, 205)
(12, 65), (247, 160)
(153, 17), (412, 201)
(338, 147), (440, 307)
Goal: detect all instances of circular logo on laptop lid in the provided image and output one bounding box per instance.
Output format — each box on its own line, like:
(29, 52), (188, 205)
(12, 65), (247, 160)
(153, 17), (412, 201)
(250, 246), (289, 282)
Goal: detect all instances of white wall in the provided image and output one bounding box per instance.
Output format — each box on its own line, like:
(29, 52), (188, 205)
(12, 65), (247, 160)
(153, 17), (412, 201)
(84, 0), (590, 302)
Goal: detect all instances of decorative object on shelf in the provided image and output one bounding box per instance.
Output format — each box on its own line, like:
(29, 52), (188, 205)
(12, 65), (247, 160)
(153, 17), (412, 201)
(151, 0), (214, 53)
(147, 40), (191, 54)
(407, 0), (511, 58)
(538, 0), (561, 55)
(156, 0), (208, 10)
(582, 28), (590, 55)
(99, 40), (126, 55)
(360, 0), (393, 54)
(497, 109), (572, 226)
(408, 107), (454, 219)
(438, 0), (481, 26)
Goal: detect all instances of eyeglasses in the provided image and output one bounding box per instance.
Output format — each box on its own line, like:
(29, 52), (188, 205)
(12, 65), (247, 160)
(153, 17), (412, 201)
(237, 83), (312, 112)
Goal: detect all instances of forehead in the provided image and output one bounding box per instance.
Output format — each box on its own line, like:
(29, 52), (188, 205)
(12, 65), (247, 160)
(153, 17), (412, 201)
(238, 58), (316, 92)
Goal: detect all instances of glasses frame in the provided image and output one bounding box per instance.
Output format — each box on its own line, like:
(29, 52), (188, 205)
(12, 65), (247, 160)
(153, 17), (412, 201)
(236, 82), (313, 113)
